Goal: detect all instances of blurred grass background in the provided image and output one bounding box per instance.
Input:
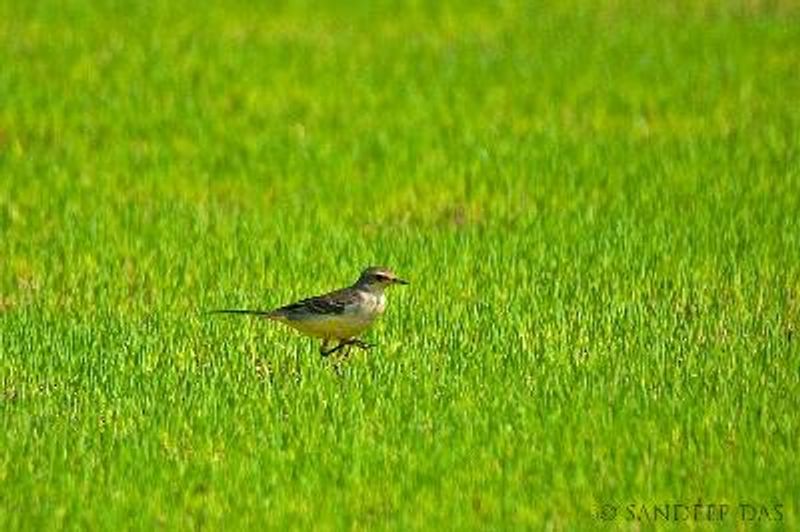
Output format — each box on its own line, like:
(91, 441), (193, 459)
(1, 0), (799, 529)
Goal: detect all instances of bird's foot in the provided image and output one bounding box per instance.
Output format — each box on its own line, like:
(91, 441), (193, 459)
(320, 339), (373, 359)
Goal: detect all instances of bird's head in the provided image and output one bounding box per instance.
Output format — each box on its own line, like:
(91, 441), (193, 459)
(355, 266), (409, 291)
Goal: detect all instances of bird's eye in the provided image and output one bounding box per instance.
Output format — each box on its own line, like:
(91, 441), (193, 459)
(374, 274), (390, 281)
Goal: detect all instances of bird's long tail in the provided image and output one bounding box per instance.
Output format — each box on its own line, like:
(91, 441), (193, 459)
(209, 309), (275, 318)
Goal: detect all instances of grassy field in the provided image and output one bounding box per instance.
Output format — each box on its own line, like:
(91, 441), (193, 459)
(1, 0), (799, 529)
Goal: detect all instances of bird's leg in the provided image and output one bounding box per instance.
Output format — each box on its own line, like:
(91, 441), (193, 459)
(350, 339), (374, 350)
(321, 340), (348, 357)
(333, 339), (357, 358)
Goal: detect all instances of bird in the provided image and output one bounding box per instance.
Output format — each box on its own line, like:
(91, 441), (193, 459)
(211, 266), (409, 357)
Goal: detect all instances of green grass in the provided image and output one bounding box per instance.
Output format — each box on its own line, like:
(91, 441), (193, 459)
(1, 0), (799, 529)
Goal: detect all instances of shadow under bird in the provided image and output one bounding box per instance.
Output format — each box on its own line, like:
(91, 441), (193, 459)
(211, 266), (409, 356)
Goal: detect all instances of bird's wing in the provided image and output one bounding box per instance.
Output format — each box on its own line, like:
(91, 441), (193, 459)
(274, 287), (361, 317)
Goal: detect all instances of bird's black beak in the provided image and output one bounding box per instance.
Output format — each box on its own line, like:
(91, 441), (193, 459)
(394, 277), (409, 285)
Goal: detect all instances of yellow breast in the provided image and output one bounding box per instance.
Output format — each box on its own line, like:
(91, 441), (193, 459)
(279, 314), (376, 340)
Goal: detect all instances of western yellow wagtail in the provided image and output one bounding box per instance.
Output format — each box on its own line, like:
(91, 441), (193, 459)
(212, 266), (408, 356)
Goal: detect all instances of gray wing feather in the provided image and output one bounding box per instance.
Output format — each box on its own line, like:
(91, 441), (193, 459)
(274, 288), (360, 317)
